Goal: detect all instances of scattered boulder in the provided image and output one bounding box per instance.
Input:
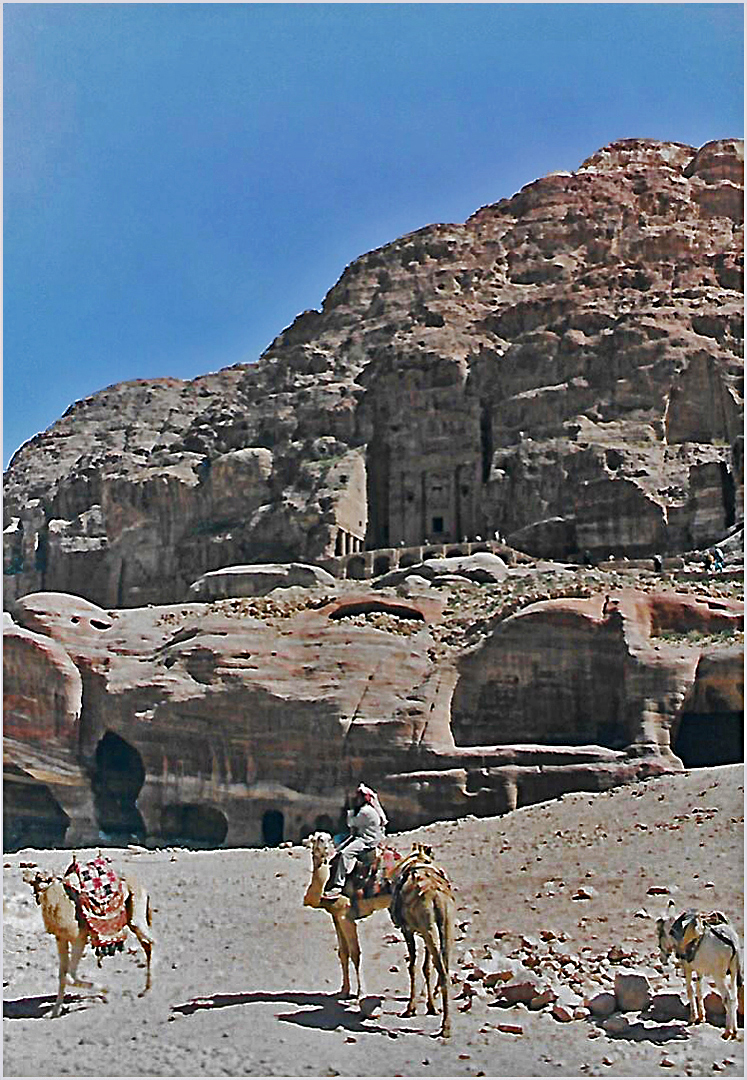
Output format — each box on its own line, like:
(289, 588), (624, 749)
(614, 970), (652, 1012)
(189, 563), (336, 599)
(587, 991), (618, 1018)
(647, 992), (691, 1022)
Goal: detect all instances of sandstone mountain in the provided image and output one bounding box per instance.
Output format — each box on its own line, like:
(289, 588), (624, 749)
(3, 138), (744, 852)
(4, 138), (743, 608)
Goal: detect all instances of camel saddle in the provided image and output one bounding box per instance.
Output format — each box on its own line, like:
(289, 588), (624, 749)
(347, 844), (401, 903)
(64, 854), (128, 955)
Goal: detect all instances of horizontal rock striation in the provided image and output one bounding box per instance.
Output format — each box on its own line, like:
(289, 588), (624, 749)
(3, 138), (744, 607)
(4, 584), (741, 849)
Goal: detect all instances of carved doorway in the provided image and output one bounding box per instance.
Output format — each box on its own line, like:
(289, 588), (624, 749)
(673, 712), (743, 768)
(92, 731), (147, 842)
(160, 803), (228, 847)
(262, 809), (284, 846)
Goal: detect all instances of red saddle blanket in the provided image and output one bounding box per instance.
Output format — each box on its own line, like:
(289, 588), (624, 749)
(64, 855), (128, 949)
(352, 844), (402, 903)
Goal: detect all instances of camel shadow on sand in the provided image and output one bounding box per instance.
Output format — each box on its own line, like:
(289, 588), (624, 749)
(4, 993), (89, 1020)
(171, 990), (430, 1036)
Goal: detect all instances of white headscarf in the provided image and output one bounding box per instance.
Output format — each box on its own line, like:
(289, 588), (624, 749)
(357, 783), (388, 827)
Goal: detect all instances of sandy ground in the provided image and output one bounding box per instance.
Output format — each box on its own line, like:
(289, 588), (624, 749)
(3, 765), (743, 1078)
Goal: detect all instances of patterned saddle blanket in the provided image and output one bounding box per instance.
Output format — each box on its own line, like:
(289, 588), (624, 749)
(64, 855), (128, 955)
(350, 844), (402, 903)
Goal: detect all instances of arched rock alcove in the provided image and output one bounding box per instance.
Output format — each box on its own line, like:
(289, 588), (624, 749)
(92, 731), (147, 842)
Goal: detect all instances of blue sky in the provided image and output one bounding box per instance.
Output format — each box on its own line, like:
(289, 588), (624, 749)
(4, 3), (743, 466)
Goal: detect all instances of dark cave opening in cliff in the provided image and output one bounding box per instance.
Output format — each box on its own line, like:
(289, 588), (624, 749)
(92, 732), (147, 842)
(160, 803), (229, 847)
(3, 767), (70, 852)
(673, 711), (744, 768)
(262, 809), (285, 846)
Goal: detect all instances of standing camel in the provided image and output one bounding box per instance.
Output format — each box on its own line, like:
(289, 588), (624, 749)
(389, 842), (455, 1038)
(23, 861), (154, 1018)
(303, 831), (400, 999)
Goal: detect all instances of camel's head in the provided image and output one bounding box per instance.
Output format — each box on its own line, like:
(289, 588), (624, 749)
(22, 867), (56, 905)
(656, 916), (673, 963)
(303, 831), (335, 868)
(655, 899), (677, 963)
(411, 842), (434, 861)
(679, 912), (705, 950)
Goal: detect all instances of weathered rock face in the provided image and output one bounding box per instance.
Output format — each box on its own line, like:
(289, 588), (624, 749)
(3, 138), (743, 607)
(4, 584), (741, 849)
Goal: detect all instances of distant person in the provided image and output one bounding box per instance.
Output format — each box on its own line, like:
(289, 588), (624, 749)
(653, 554), (663, 573)
(322, 784), (387, 900)
(713, 547), (725, 571)
(703, 550), (715, 571)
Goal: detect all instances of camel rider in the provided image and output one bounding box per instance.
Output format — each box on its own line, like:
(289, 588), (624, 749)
(322, 784), (387, 900)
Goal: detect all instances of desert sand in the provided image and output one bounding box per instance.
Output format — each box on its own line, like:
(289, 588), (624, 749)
(3, 764), (743, 1078)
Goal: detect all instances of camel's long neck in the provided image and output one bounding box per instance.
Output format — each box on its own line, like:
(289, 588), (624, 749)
(303, 856), (330, 908)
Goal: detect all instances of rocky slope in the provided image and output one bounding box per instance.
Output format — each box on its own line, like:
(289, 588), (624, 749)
(3, 766), (743, 1077)
(4, 138), (744, 608)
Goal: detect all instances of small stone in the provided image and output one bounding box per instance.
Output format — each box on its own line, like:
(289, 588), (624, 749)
(495, 980), (541, 1005)
(704, 991), (726, 1021)
(603, 1014), (630, 1035)
(496, 1023), (524, 1035)
(587, 989), (617, 1015)
(529, 989), (556, 1010)
(659, 1059), (675, 1068)
(572, 887), (596, 901)
(551, 1003), (574, 1022)
(647, 885), (671, 895)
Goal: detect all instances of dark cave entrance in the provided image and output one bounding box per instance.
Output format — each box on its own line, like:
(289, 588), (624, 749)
(160, 803), (228, 847)
(92, 731), (147, 842)
(3, 766), (70, 852)
(262, 809), (284, 847)
(673, 712), (744, 768)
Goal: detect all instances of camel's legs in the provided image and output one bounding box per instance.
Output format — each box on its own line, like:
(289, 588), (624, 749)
(66, 933), (109, 1001)
(401, 929), (418, 1018)
(426, 937), (450, 1038)
(422, 948), (437, 1015)
(341, 916), (362, 1000)
(127, 894), (154, 995)
(684, 968), (699, 1023)
(718, 975), (738, 1039)
(332, 917), (352, 997)
(66, 934), (94, 988)
(692, 971), (705, 1023)
(51, 938), (70, 1018)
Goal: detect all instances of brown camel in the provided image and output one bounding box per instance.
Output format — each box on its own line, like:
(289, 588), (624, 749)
(23, 863), (154, 1018)
(389, 842), (455, 1038)
(303, 831), (400, 999)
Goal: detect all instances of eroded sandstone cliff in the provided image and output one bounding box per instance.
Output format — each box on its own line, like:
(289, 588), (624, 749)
(4, 138), (743, 607)
(4, 574), (742, 850)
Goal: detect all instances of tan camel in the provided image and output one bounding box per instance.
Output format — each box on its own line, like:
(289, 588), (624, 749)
(23, 864), (154, 1018)
(389, 842), (455, 1038)
(303, 831), (400, 999)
